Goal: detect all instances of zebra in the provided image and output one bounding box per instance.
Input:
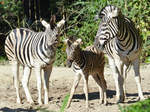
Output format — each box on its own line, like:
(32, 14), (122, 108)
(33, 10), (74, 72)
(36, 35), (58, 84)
(94, 5), (144, 103)
(4, 15), (65, 105)
(64, 37), (107, 108)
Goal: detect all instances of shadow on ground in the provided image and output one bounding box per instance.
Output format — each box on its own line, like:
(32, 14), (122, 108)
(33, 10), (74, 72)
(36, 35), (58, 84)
(72, 89), (116, 100)
(0, 107), (36, 112)
(72, 89), (150, 104)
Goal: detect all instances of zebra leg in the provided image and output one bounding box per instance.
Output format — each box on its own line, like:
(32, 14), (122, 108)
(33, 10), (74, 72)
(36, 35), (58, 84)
(116, 60), (125, 103)
(35, 67), (43, 105)
(132, 59), (145, 100)
(92, 74), (107, 105)
(12, 61), (21, 104)
(43, 65), (52, 104)
(22, 66), (34, 104)
(123, 64), (128, 99)
(109, 58), (124, 103)
(66, 73), (81, 108)
(82, 74), (89, 108)
(99, 74), (107, 105)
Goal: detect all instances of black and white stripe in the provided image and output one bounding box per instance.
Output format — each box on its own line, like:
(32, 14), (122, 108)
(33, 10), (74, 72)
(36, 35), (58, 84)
(5, 16), (65, 105)
(5, 27), (58, 67)
(94, 5), (144, 103)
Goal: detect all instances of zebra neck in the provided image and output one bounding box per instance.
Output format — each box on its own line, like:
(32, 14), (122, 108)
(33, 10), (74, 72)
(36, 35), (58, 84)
(116, 17), (139, 52)
(74, 49), (85, 69)
(38, 34), (56, 59)
(117, 18), (131, 48)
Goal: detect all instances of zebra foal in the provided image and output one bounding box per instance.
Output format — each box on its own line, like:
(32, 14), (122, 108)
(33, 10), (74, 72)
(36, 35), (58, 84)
(64, 37), (107, 108)
(94, 5), (144, 103)
(5, 15), (65, 105)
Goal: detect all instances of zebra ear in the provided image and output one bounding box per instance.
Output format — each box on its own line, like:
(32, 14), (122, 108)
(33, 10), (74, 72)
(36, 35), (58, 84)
(41, 20), (50, 29)
(76, 38), (83, 45)
(63, 39), (72, 47)
(57, 18), (65, 28)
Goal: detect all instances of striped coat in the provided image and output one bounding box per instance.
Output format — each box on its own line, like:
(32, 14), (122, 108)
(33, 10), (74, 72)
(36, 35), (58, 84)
(5, 28), (57, 67)
(65, 37), (107, 108)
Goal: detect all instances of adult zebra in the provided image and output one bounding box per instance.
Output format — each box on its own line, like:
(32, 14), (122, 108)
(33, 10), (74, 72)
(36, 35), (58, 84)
(5, 15), (65, 105)
(94, 5), (144, 103)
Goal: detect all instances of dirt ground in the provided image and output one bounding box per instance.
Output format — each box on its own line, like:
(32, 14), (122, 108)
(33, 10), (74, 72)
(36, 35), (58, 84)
(0, 63), (150, 112)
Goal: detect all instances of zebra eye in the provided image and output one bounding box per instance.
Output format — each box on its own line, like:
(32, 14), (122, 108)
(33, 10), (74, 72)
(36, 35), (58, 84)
(104, 41), (107, 45)
(100, 38), (106, 40)
(55, 38), (58, 42)
(56, 34), (59, 37)
(112, 16), (117, 19)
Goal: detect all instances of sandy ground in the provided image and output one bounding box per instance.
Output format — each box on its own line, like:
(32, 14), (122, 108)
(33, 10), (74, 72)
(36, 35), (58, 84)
(0, 63), (150, 112)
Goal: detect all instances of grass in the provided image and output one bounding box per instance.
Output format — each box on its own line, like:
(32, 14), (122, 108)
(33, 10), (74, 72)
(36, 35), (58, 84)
(59, 94), (70, 112)
(119, 98), (150, 112)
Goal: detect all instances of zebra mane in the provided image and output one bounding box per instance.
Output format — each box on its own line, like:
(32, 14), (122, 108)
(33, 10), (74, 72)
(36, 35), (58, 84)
(50, 15), (56, 30)
(99, 5), (121, 19)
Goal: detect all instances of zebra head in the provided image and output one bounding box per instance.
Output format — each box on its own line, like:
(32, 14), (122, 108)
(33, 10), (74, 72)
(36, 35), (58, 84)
(64, 37), (83, 67)
(94, 5), (122, 51)
(41, 15), (65, 48)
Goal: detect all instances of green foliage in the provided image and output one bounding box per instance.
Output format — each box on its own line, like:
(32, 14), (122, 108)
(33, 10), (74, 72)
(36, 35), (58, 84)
(59, 94), (70, 112)
(54, 38), (67, 66)
(119, 99), (150, 112)
(0, 0), (24, 30)
(64, 1), (100, 47)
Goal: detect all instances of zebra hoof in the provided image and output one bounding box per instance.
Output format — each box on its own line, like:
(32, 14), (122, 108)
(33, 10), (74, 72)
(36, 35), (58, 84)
(27, 99), (34, 104)
(116, 95), (125, 104)
(140, 97), (145, 101)
(137, 96), (145, 101)
(99, 99), (104, 105)
(29, 101), (34, 105)
(17, 98), (22, 104)
(66, 104), (70, 109)
(103, 100), (108, 106)
(38, 100), (43, 105)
